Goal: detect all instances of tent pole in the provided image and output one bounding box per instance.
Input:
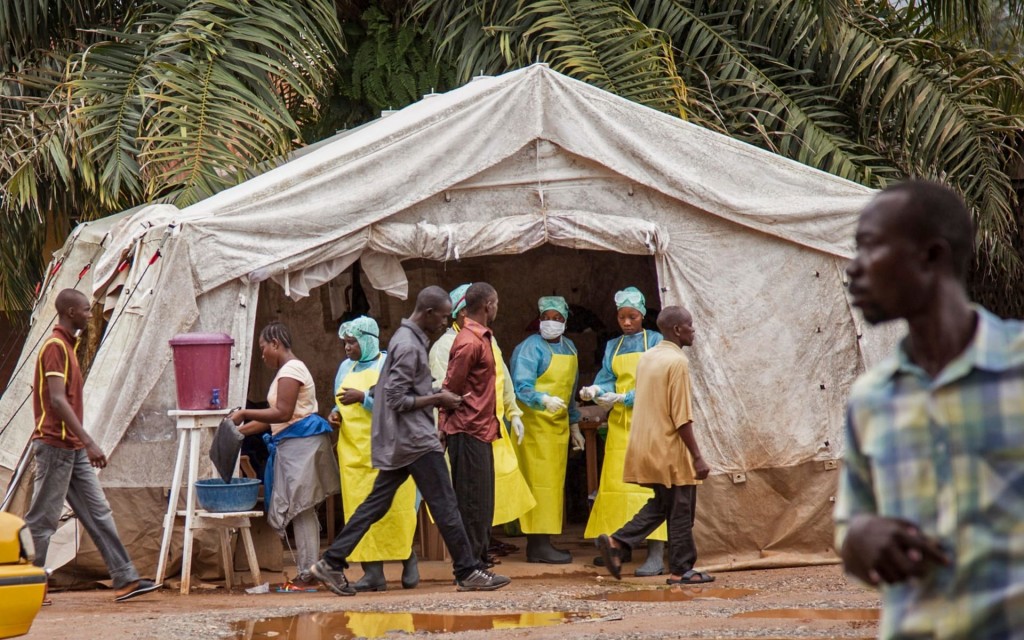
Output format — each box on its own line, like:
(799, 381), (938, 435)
(0, 441), (32, 512)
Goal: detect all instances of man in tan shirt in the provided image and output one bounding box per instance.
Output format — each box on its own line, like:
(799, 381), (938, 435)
(595, 305), (713, 584)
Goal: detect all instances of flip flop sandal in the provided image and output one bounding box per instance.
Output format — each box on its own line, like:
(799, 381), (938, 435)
(276, 580), (319, 593)
(667, 570), (715, 585)
(596, 534), (623, 580)
(114, 579), (161, 602)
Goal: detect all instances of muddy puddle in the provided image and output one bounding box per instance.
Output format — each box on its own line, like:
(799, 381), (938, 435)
(231, 611), (588, 639)
(732, 608), (880, 621)
(588, 586), (757, 602)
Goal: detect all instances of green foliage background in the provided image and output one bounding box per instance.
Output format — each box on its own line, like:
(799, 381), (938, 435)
(2, 0), (1023, 317)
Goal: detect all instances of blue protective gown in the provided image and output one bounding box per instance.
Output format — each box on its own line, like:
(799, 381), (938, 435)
(591, 330), (663, 407)
(332, 356), (382, 413)
(510, 334), (582, 424)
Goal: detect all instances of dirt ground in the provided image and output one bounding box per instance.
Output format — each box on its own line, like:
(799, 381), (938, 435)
(25, 560), (880, 640)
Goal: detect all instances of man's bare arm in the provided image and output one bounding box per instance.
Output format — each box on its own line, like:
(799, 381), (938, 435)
(678, 421), (709, 480)
(46, 377), (106, 468)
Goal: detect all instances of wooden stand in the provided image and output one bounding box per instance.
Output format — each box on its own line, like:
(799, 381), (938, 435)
(155, 410), (263, 594)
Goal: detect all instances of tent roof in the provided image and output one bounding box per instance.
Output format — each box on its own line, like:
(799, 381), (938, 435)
(90, 64), (873, 300)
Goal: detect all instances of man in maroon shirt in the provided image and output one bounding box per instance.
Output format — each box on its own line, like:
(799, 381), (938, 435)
(441, 282), (501, 567)
(24, 289), (159, 602)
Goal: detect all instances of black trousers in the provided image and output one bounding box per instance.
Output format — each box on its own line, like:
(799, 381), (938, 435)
(612, 484), (697, 576)
(322, 450), (479, 580)
(446, 432), (495, 565)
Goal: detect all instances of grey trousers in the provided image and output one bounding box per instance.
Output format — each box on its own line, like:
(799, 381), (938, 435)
(24, 441), (140, 589)
(290, 507), (320, 581)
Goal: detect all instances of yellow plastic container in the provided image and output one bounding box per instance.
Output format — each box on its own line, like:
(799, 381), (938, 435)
(0, 513), (46, 639)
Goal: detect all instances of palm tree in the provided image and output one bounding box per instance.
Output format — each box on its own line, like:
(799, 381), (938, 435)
(0, 0), (344, 310)
(412, 0), (1024, 316)
(4, 1), (1024, 316)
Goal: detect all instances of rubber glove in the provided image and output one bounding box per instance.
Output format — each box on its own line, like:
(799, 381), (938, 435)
(510, 415), (526, 445)
(595, 392), (626, 409)
(541, 394), (567, 413)
(579, 385), (602, 402)
(569, 423), (585, 451)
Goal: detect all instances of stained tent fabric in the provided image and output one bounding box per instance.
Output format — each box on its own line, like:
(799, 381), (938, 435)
(0, 64), (900, 575)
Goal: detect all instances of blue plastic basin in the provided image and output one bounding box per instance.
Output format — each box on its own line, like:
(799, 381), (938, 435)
(194, 478), (260, 513)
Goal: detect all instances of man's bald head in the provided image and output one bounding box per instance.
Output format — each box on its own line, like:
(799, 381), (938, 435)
(414, 286), (450, 313)
(55, 288), (93, 333)
(873, 181), (974, 279)
(412, 285), (453, 339)
(55, 289), (89, 317)
(657, 305), (694, 347)
(657, 306), (690, 333)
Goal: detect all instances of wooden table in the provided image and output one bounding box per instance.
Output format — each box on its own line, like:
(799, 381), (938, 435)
(576, 406), (609, 495)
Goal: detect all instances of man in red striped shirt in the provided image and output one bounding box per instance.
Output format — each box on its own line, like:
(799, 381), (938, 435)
(24, 288), (159, 602)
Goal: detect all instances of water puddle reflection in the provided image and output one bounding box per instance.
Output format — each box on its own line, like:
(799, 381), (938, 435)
(231, 611), (587, 639)
(589, 586), (757, 602)
(732, 608), (880, 621)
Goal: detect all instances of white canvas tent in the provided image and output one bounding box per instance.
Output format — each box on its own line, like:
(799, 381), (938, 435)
(0, 63), (900, 577)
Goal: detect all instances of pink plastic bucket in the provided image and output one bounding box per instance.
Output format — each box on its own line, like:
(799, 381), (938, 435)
(168, 333), (234, 410)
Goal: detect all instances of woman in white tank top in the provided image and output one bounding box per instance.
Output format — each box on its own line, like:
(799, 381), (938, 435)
(230, 322), (339, 591)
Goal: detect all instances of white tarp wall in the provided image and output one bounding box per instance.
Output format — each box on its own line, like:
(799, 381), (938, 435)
(0, 64), (901, 573)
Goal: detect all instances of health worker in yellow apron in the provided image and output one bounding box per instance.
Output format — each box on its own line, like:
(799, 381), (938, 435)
(329, 316), (418, 592)
(580, 287), (667, 576)
(510, 296), (583, 564)
(429, 285), (536, 532)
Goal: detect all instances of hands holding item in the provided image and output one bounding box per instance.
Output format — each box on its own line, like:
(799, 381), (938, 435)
(338, 387), (365, 405)
(569, 423), (585, 451)
(841, 515), (949, 586)
(510, 416), (526, 445)
(229, 408), (246, 425)
(541, 394), (567, 413)
(595, 392), (625, 409)
(579, 385), (602, 401)
(437, 390), (463, 410)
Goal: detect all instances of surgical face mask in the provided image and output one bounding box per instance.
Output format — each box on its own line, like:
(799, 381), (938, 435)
(539, 320), (566, 340)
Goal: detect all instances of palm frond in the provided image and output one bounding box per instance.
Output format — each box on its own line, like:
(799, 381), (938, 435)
(69, 0), (343, 206)
(635, 0), (892, 184)
(414, 0), (686, 117)
(823, 14), (1024, 282)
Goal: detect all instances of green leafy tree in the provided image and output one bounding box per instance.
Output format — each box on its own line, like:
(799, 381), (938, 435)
(1, 0), (343, 309)
(413, 0), (1024, 316)
(4, 0), (1024, 318)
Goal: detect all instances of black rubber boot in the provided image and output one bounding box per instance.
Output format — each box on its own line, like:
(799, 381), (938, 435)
(401, 552), (420, 589)
(635, 540), (665, 576)
(526, 534), (572, 564)
(353, 561), (387, 592)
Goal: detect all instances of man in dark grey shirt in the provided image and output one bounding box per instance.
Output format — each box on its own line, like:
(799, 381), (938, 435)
(311, 286), (512, 595)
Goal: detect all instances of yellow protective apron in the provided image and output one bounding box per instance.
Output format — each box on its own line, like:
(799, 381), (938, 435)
(584, 331), (667, 540)
(340, 612), (414, 637)
(491, 340), (536, 525)
(336, 356), (417, 561)
(512, 341), (578, 534)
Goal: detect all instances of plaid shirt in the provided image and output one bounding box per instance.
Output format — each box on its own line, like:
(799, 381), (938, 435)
(835, 306), (1024, 640)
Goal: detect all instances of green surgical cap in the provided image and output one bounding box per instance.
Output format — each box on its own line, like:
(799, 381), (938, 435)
(614, 286), (646, 316)
(449, 283), (471, 319)
(339, 315), (380, 362)
(537, 296), (569, 319)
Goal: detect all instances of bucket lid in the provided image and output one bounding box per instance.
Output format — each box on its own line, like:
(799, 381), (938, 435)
(169, 332), (235, 346)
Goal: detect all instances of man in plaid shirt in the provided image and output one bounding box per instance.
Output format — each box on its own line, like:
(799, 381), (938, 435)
(836, 180), (1024, 638)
